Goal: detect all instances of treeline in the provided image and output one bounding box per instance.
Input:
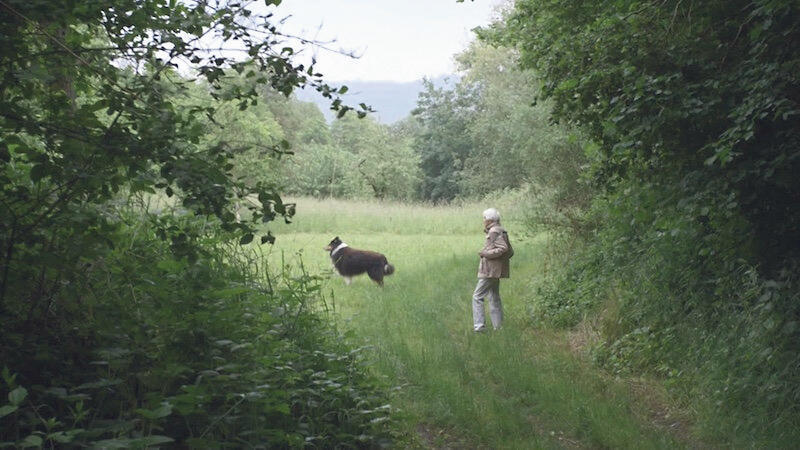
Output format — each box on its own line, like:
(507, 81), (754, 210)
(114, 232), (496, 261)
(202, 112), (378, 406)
(208, 40), (586, 219)
(185, 79), (422, 201)
(477, 0), (799, 446)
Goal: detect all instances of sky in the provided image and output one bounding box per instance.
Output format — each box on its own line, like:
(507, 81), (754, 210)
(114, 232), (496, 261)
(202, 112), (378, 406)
(262, 0), (504, 82)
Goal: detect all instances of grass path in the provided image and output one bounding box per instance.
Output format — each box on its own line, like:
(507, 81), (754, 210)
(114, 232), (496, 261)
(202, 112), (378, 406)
(260, 199), (683, 449)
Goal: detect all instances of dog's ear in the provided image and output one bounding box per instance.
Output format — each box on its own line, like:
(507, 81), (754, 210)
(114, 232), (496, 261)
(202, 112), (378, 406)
(325, 236), (340, 250)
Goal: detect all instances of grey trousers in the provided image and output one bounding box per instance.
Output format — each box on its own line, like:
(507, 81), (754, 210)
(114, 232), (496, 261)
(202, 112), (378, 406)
(472, 278), (503, 331)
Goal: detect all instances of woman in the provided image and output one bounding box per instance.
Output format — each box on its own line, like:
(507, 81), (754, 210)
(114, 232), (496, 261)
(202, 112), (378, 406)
(472, 208), (512, 332)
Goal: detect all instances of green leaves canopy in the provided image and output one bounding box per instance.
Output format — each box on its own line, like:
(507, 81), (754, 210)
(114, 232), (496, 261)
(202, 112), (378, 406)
(486, 0), (800, 270)
(0, 0), (353, 257)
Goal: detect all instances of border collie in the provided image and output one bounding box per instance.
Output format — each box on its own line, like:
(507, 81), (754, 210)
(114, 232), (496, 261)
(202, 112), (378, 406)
(324, 237), (395, 286)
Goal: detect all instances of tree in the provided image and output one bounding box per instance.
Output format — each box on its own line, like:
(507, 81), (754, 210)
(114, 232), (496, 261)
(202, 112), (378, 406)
(331, 114), (421, 200)
(0, 0), (368, 310)
(283, 141), (367, 198)
(484, 1), (800, 439)
(186, 77), (288, 189)
(266, 91), (332, 149)
(486, 0), (800, 271)
(0, 2), (392, 446)
(412, 79), (477, 202)
(455, 41), (591, 229)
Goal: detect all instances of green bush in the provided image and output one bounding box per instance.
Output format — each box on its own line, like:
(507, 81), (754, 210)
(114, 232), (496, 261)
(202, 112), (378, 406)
(0, 210), (393, 448)
(0, 1), (393, 446)
(532, 179), (800, 444)
(528, 244), (605, 328)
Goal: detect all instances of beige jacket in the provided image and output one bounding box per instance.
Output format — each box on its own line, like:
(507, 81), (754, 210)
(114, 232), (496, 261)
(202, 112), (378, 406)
(478, 222), (511, 279)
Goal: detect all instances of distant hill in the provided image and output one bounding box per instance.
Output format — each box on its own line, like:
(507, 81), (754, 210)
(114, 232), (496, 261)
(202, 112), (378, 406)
(294, 76), (455, 124)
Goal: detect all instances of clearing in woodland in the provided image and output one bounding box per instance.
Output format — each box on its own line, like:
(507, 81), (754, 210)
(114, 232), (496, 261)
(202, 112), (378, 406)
(260, 198), (686, 449)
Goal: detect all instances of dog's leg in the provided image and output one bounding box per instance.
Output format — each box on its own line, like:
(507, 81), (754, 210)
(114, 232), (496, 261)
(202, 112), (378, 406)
(367, 268), (384, 287)
(344, 276), (352, 285)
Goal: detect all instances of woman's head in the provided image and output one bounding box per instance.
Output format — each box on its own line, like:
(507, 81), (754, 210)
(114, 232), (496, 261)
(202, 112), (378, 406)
(482, 208), (500, 223)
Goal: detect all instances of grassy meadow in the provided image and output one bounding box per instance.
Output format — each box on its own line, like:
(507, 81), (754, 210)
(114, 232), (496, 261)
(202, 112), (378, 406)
(257, 198), (682, 449)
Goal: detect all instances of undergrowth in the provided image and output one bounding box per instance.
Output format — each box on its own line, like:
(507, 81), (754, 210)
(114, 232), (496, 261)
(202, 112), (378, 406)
(528, 180), (800, 446)
(0, 206), (392, 448)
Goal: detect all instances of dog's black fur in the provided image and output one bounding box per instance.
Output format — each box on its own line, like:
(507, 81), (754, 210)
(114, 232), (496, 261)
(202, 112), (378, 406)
(324, 237), (395, 286)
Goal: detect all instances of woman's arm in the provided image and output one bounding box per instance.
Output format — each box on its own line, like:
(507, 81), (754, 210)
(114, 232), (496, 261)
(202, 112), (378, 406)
(480, 230), (509, 259)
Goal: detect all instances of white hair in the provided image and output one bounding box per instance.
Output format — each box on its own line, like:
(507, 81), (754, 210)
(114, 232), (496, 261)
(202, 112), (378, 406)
(482, 208), (500, 222)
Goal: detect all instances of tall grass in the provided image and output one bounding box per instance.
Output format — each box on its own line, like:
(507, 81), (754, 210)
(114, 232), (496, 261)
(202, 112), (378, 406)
(267, 196), (528, 236)
(257, 197), (681, 449)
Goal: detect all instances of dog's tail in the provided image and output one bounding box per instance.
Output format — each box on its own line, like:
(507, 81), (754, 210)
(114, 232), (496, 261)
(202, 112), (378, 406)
(384, 263), (395, 276)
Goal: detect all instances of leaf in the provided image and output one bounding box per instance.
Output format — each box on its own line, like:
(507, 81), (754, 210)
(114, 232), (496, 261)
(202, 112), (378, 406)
(8, 387), (26, 405)
(135, 403), (172, 420)
(90, 438), (134, 449)
(239, 233), (254, 245)
(29, 164), (46, 182)
(18, 435), (42, 448)
(0, 405), (17, 418)
(211, 287), (251, 298)
(47, 431), (79, 444)
(0, 144), (9, 162)
(75, 379), (121, 390)
(133, 436), (174, 446)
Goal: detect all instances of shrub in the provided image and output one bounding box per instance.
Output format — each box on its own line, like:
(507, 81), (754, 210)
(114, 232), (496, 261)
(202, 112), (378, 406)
(528, 244), (605, 328)
(0, 210), (393, 448)
(531, 179), (800, 444)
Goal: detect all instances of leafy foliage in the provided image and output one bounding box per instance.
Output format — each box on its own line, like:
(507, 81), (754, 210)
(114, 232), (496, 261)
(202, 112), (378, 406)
(0, 210), (393, 447)
(278, 113), (420, 201)
(0, 0), (390, 447)
(487, 0), (800, 443)
(408, 42), (592, 225)
(487, 0), (800, 271)
(331, 114), (421, 200)
(454, 42), (593, 231)
(412, 79), (478, 202)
